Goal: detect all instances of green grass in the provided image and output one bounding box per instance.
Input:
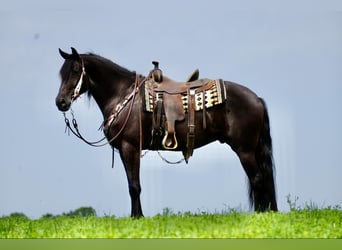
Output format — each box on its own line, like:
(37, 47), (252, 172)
(1, 208), (341, 238)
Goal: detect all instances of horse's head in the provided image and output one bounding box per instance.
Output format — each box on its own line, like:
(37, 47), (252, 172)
(56, 47), (88, 112)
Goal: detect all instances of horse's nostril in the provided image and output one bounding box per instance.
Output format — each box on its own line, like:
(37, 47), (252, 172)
(60, 98), (66, 106)
(56, 97), (70, 111)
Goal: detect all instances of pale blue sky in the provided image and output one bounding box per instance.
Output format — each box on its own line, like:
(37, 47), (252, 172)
(1, 1), (341, 218)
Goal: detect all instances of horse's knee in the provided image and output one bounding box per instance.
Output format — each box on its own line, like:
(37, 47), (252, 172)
(128, 182), (141, 198)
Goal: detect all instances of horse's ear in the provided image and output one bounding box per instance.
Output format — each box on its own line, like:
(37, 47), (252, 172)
(59, 48), (71, 59)
(71, 47), (81, 59)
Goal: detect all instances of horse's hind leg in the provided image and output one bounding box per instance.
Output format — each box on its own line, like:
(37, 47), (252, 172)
(237, 150), (272, 211)
(224, 84), (277, 211)
(235, 141), (277, 212)
(231, 110), (277, 211)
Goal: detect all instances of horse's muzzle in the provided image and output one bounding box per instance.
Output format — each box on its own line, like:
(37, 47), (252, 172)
(56, 96), (71, 112)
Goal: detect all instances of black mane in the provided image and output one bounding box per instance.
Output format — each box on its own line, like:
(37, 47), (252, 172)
(84, 53), (135, 78)
(81, 53), (136, 102)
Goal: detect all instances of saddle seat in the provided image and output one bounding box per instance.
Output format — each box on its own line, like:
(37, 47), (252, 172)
(153, 75), (211, 94)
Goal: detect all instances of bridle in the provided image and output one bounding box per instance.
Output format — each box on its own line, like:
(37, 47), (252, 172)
(71, 59), (86, 102)
(63, 58), (146, 148)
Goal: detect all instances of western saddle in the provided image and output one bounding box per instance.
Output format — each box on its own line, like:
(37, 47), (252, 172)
(144, 61), (226, 162)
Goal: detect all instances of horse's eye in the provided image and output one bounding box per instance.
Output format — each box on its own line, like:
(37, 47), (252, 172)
(72, 63), (80, 72)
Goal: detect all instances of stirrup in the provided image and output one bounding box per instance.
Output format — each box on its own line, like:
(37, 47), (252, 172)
(162, 131), (178, 150)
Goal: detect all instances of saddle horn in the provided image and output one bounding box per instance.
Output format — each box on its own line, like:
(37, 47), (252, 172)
(152, 61), (163, 83)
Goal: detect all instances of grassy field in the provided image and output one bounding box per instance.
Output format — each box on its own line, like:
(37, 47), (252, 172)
(0, 207), (341, 238)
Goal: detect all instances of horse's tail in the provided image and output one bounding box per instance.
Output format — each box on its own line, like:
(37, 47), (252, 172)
(251, 98), (278, 211)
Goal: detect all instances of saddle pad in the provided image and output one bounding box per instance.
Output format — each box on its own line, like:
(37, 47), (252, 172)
(143, 79), (227, 113)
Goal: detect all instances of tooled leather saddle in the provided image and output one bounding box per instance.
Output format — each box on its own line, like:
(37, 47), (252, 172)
(143, 61), (227, 162)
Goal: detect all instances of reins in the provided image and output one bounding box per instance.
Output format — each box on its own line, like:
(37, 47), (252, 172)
(63, 109), (107, 147)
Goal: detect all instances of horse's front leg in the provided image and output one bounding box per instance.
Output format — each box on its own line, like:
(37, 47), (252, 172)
(119, 141), (143, 218)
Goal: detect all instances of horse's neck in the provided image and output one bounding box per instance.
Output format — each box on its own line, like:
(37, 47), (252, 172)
(88, 68), (134, 119)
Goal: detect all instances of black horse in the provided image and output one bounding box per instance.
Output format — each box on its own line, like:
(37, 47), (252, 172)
(56, 47), (277, 217)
